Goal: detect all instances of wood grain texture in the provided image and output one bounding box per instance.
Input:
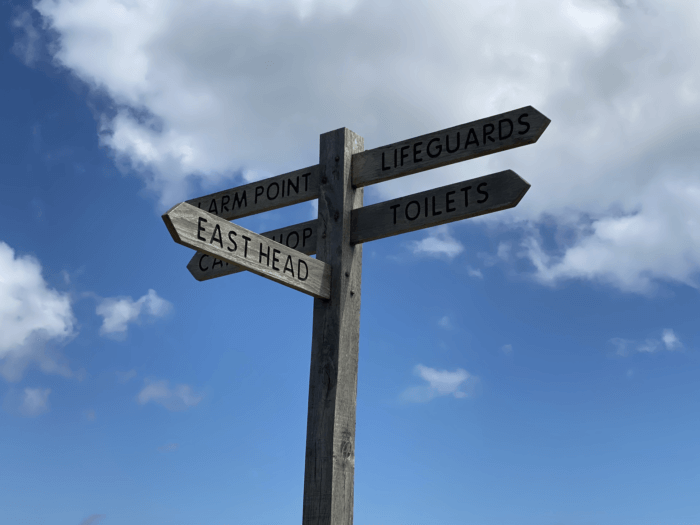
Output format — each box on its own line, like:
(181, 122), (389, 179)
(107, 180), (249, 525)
(186, 220), (318, 281)
(303, 128), (364, 525)
(351, 170), (530, 244)
(163, 203), (330, 299)
(351, 106), (550, 188)
(186, 164), (319, 221)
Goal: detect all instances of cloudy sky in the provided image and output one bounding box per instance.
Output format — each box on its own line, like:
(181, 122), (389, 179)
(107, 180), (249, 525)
(1, 0), (699, 523)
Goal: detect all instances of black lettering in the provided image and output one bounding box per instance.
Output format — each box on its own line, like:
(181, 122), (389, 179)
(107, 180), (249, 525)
(288, 176), (299, 194)
(477, 182), (488, 203)
(210, 224), (223, 248)
(208, 199), (218, 215)
(445, 191), (456, 212)
(212, 258), (223, 269)
(465, 128), (479, 149)
(272, 249), (281, 271)
(283, 255), (295, 276)
(498, 118), (513, 140)
(198, 254), (209, 272)
(242, 236), (251, 258)
(413, 142), (423, 163)
(267, 182), (279, 200)
(287, 230), (299, 249)
(227, 231), (237, 252)
(446, 132), (460, 153)
(302, 228), (312, 246)
(483, 123), (495, 143)
(518, 113), (530, 135)
(221, 195), (230, 212)
(427, 137), (442, 158)
(424, 197), (428, 217)
(197, 217), (207, 241)
(461, 185), (472, 206)
(302, 172), (310, 191)
(382, 151), (391, 171)
(432, 195), (442, 216)
(390, 204), (400, 224)
(400, 145), (410, 166)
(298, 259), (308, 281)
(405, 201), (420, 221)
(259, 244), (270, 266)
(394, 148), (397, 167)
(254, 185), (264, 204)
(232, 191), (247, 210)
(281, 180), (285, 197)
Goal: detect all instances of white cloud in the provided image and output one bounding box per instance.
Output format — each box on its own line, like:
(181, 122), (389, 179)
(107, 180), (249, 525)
(0, 242), (77, 381)
(610, 329), (683, 356)
(501, 344), (513, 355)
(438, 316), (450, 329)
(20, 387), (51, 417)
(137, 379), (203, 411)
(409, 226), (464, 259)
(662, 328), (682, 351)
(467, 267), (483, 279)
(11, 10), (41, 66)
(115, 369), (137, 383)
(401, 364), (478, 403)
(96, 289), (171, 337)
(23, 0), (700, 292)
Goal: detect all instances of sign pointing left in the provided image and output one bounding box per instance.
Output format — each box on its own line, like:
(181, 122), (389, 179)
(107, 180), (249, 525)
(162, 202), (331, 299)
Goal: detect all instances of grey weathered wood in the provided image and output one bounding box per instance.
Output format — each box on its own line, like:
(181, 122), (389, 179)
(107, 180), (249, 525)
(187, 220), (318, 281)
(351, 170), (529, 244)
(186, 165), (319, 221)
(163, 202), (330, 299)
(351, 106), (549, 188)
(303, 128), (364, 525)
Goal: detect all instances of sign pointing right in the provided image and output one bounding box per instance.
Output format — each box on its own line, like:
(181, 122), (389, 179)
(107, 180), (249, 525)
(350, 169), (530, 244)
(352, 106), (549, 187)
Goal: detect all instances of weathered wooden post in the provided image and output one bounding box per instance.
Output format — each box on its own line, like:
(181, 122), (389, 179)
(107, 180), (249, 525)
(162, 106), (550, 525)
(302, 128), (364, 525)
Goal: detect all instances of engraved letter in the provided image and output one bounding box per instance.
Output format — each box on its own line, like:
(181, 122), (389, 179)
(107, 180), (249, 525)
(298, 259), (308, 281)
(254, 185), (264, 204)
(498, 118), (513, 140)
(461, 185), (472, 206)
(445, 191), (456, 213)
(427, 138), (442, 158)
(210, 224), (223, 248)
(405, 201), (420, 221)
(259, 244), (270, 266)
(198, 254), (209, 272)
(483, 123), (495, 144)
(283, 255), (295, 277)
(390, 204), (401, 224)
(197, 217), (208, 241)
(242, 236), (251, 258)
(477, 182), (488, 203)
(382, 151), (391, 171)
(227, 231), (237, 252)
(413, 142), (423, 163)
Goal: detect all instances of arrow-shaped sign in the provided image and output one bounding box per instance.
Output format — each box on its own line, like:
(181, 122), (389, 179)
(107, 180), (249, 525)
(187, 220), (317, 282)
(163, 203), (331, 299)
(186, 165), (320, 221)
(350, 169), (529, 244)
(352, 106), (549, 187)
(183, 169), (529, 282)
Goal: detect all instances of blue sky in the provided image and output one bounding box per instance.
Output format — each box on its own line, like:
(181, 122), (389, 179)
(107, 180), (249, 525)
(1, 1), (699, 524)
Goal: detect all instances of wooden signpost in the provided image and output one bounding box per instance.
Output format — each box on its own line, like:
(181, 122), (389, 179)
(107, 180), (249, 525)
(162, 106), (550, 525)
